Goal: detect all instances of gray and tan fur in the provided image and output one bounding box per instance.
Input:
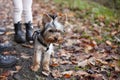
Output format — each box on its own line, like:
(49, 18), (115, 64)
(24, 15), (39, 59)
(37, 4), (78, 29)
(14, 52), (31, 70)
(31, 14), (64, 74)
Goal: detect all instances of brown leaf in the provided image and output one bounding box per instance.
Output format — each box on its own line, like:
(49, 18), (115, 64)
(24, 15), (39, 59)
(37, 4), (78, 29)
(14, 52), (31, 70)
(90, 40), (97, 48)
(93, 29), (100, 36)
(96, 59), (108, 65)
(112, 60), (120, 72)
(78, 60), (88, 67)
(15, 66), (22, 71)
(111, 30), (117, 36)
(58, 49), (68, 57)
(91, 74), (103, 80)
(71, 60), (78, 65)
(22, 44), (33, 48)
(50, 58), (59, 67)
(0, 71), (11, 80)
(63, 74), (71, 78)
(42, 71), (49, 76)
(112, 55), (120, 60)
(52, 70), (62, 78)
(85, 44), (93, 53)
(0, 76), (7, 80)
(0, 71), (11, 77)
(60, 60), (71, 65)
(3, 51), (10, 55)
(88, 57), (96, 66)
(97, 15), (105, 22)
(20, 53), (31, 59)
(106, 40), (112, 46)
(75, 70), (89, 76)
(5, 31), (14, 35)
(9, 71), (18, 76)
(50, 63), (59, 67)
(61, 71), (74, 78)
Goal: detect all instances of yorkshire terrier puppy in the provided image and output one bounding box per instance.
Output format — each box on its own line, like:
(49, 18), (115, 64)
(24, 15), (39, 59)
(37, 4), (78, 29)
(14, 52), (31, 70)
(31, 14), (64, 75)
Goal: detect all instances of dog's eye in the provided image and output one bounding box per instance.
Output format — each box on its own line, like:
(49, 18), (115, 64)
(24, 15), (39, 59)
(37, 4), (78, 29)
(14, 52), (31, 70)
(49, 30), (54, 32)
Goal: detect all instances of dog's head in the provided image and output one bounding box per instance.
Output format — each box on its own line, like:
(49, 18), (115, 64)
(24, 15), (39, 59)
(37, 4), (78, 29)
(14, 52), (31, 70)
(40, 14), (64, 44)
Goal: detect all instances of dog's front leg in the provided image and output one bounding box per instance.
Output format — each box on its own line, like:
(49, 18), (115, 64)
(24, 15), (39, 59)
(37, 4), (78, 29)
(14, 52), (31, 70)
(31, 46), (42, 72)
(49, 43), (54, 57)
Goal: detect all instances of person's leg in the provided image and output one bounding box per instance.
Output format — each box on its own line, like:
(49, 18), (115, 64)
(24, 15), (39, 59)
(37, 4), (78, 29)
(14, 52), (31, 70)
(13, 0), (22, 23)
(23, 0), (33, 43)
(13, 0), (25, 43)
(22, 0), (33, 23)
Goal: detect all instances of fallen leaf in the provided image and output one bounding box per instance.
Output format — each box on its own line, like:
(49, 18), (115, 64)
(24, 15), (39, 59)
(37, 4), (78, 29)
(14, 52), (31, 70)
(3, 51), (10, 55)
(78, 60), (88, 67)
(0, 71), (11, 80)
(88, 57), (96, 66)
(63, 74), (71, 78)
(9, 71), (18, 76)
(5, 31), (14, 35)
(111, 30), (117, 36)
(22, 44), (33, 48)
(50, 58), (59, 67)
(71, 60), (78, 65)
(50, 63), (59, 67)
(20, 53), (31, 59)
(52, 70), (62, 78)
(42, 71), (49, 76)
(15, 66), (22, 71)
(0, 71), (11, 77)
(91, 74), (103, 80)
(75, 70), (89, 76)
(0, 76), (7, 80)
(100, 22), (105, 27)
(58, 49), (68, 57)
(112, 55), (120, 60)
(60, 60), (71, 65)
(112, 60), (120, 72)
(96, 59), (108, 65)
(106, 40), (112, 46)
(97, 15), (105, 22)
(61, 71), (74, 78)
(90, 40), (97, 48)
(85, 44), (93, 53)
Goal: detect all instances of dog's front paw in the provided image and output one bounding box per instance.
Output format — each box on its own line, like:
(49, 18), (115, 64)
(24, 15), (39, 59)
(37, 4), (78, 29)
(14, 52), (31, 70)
(43, 65), (50, 75)
(42, 69), (51, 76)
(31, 65), (40, 72)
(51, 50), (54, 57)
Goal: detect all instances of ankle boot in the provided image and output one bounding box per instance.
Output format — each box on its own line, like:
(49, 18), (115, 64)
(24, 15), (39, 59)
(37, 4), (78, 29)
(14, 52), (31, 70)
(14, 22), (25, 43)
(25, 21), (33, 42)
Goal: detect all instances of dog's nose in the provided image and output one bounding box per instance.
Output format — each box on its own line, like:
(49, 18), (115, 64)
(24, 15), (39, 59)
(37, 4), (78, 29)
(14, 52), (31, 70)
(54, 37), (58, 41)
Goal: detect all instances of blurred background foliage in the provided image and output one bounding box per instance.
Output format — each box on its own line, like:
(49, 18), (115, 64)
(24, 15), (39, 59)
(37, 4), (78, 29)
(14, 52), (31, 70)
(53, 0), (120, 20)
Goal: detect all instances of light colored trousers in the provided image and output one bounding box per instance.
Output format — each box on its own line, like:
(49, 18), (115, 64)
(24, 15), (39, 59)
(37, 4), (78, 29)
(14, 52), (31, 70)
(13, 0), (33, 23)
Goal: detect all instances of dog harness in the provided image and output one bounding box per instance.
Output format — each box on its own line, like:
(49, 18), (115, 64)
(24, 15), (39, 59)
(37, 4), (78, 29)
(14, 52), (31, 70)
(32, 30), (49, 51)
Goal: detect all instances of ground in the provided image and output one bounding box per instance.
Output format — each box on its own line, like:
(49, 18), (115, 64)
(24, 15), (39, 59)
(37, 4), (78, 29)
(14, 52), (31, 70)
(0, 0), (120, 80)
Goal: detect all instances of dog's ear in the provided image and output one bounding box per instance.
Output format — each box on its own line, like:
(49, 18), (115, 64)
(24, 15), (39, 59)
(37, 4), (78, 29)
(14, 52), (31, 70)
(48, 14), (57, 20)
(42, 14), (58, 26)
(57, 13), (67, 25)
(42, 14), (52, 27)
